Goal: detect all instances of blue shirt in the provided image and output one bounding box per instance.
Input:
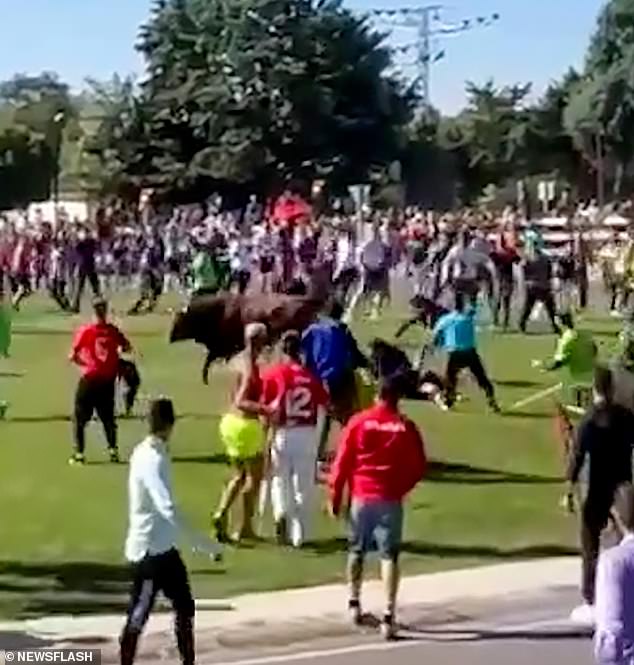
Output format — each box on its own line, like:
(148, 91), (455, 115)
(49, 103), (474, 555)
(432, 309), (477, 352)
(301, 318), (357, 384)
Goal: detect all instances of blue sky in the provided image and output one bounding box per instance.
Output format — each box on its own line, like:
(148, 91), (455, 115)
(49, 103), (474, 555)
(0, 0), (605, 113)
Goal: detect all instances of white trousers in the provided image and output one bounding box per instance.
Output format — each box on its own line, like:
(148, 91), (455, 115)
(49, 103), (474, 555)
(270, 426), (318, 547)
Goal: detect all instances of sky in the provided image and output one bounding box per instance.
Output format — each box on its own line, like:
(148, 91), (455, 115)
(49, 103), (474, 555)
(0, 0), (606, 114)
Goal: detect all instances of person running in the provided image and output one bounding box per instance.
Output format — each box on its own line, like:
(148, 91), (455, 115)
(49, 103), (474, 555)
(329, 372), (427, 640)
(213, 323), (275, 542)
(565, 367), (634, 625)
(346, 224), (391, 321)
(261, 330), (329, 547)
(120, 398), (221, 665)
(537, 311), (597, 460)
(71, 225), (101, 313)
(68, 297), (132, 465)
(190, 241), (220, 297)
(519, 243), (560, 334)
(432, 292), (500, 412)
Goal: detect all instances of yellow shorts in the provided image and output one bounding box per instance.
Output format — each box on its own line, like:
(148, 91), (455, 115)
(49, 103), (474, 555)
(355, 371), (376, 410)
(219, 413), (265, 461)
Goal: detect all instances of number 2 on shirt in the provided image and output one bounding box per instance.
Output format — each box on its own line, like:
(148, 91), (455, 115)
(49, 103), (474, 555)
(286, 386), (313, 420)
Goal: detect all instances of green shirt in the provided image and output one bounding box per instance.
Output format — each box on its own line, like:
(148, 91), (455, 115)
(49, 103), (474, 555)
(191, 251), (218, 292)
(553, 328), (596, 387)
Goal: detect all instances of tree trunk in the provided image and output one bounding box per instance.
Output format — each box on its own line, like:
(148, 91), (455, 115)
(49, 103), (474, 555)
(614, 160), (625, 198)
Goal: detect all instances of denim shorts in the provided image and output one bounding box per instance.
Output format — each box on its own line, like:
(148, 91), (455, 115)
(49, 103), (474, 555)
(348, 499), (403, 560)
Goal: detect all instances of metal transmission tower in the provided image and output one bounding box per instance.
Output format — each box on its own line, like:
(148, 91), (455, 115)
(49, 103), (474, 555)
(368, 5), (500, 107)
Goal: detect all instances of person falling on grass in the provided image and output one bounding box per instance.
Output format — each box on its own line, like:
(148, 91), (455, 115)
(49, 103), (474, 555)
(213, 323), (277, 543)
(329, 372), (427, 641)
(535, 311), (597, 460)
(68, 297), (132, 465)
(120, 398), (222, 665)
(431, 291), (500, 413)
(564, 366), (634, 626)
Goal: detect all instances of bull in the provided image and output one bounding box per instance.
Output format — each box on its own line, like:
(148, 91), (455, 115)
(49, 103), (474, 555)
(169, 293), (324, 383)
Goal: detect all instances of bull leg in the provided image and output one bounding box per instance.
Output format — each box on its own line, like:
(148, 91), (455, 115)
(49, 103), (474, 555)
(202, 351), (213, 385)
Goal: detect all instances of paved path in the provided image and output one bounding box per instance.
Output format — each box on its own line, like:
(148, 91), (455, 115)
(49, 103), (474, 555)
(199, 586), (593, 665)
(0, 558), (592, 664)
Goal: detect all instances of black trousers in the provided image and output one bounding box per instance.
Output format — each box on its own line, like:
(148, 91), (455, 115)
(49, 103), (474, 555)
(120, 548), (195, 665)
(519, 286), (560, 333)
(73, 375), (117, 454)
(49, 277), (70, 311)
(445, 349), (495, 407)
(493, 275), (514, 329)
(118, 359), (141, 415)
(129, 271), (161, 314)
(580, 497), (613, 605)
(72, 269), (100, 312)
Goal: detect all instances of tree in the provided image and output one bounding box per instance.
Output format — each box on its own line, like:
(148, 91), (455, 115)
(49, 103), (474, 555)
(0, 72), (74, 208)
(437, 80), (533, 203)
(565, 0), (634, 196)
(529, 69), (583, 184)
(108, 0), (415, 197)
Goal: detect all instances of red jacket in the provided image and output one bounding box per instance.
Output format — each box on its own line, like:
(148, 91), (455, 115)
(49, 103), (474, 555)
(329, 401), (427, 511)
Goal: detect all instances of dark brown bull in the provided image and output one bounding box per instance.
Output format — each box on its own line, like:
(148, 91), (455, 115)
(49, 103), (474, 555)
(170, 293), (324, 383)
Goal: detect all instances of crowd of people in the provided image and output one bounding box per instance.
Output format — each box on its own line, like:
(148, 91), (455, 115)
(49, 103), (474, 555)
(1, 197), (634, 329)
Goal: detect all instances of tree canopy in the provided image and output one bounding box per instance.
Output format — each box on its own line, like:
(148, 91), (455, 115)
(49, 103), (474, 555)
(98, 0), (417, 197)
(4, 0), (634, 209)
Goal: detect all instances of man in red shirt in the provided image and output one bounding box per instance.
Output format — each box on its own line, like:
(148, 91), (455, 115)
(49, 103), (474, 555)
(262, 330), (328, 547)
(69, 297), (132, 465)
(329, 372), (427, 640)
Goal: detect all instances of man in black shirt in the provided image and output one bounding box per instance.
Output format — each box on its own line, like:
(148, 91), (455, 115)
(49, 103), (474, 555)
(519, 246), (560, 334)
(71, 227), (100, 313)
(565, 366), (634, 620)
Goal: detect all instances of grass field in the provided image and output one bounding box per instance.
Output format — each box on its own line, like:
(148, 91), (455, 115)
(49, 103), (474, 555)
(0, 293), (619, 620)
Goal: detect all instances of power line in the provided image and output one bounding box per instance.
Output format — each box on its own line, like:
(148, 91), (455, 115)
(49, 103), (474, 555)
(368, 5), (500, 107)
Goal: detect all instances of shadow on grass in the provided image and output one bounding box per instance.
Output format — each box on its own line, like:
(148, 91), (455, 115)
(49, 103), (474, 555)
(503, 411), (552, 420)
(306, 539), (577, 559)
(15, 327), (165, 338)
(0, 560), (226, 619)
(427, 461), (561, 485)
(495, 379), (542, 389)
(173, 453), (228, 465)
(7, 414), (71, 423)
(0, 371), (24, 378)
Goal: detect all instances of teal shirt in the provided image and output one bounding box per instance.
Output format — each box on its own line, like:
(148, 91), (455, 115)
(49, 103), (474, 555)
(433, 309), (477, 352)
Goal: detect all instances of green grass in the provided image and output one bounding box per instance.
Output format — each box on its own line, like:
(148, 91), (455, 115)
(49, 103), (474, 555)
(0, 296), (616, 620)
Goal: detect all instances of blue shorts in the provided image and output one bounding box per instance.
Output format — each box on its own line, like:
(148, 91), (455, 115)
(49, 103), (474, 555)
(348, 499), (403, 560)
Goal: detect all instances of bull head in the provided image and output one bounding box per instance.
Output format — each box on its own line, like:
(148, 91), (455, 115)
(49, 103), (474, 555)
(169, 307), (192, 343)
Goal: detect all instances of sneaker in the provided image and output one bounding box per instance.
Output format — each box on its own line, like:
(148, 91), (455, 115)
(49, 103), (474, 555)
(379, 613), (396, 640)
(348, 599), (362, 626)
(68, 453), (85, 466)
(109, 448), (121, 464)
(488, 399), (502, 414)
(212, 515), (230, 544)
(569, 603), (595, 625)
